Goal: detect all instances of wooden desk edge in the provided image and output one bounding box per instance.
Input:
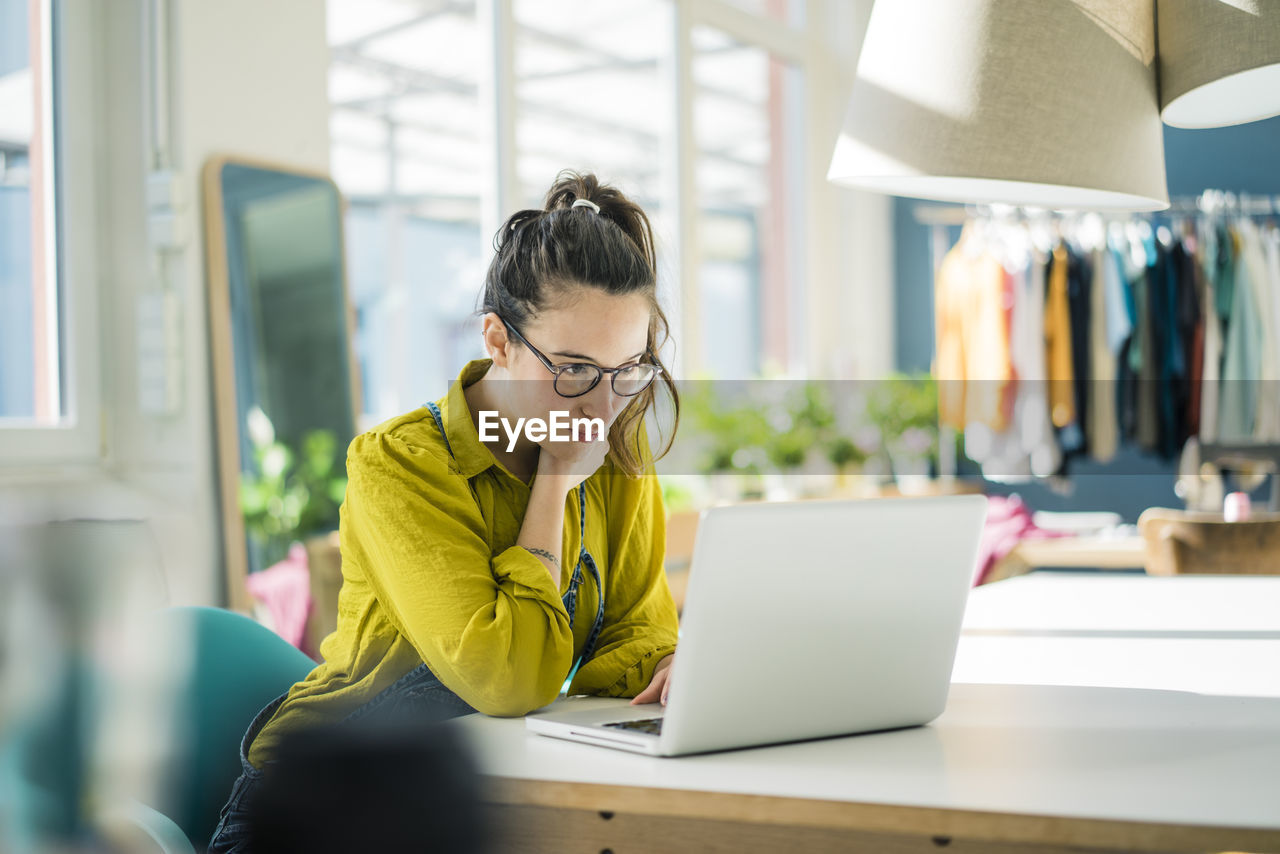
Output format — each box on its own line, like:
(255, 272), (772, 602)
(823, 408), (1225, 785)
(986, 537), (1147, 584)
(482, 776), (1280, 853)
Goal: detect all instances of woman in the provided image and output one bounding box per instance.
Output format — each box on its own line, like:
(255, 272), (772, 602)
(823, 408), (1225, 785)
(209, 171), (681, 851)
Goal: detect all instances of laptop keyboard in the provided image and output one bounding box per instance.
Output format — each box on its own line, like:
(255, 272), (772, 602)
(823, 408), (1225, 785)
(602, 717), (663, 735)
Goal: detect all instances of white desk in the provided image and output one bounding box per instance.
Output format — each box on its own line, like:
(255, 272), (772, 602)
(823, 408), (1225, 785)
(454, 575), (1280, 853)
(956, 574), (1280, 698)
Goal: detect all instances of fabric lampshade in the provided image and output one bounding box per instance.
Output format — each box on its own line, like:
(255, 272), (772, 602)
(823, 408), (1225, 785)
(1158, 0), (1280, 128)
(828, 0), (1169, 211)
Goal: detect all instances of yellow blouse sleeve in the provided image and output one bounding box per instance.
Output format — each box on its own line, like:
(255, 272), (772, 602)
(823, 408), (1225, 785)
(567, 447), (680, 698)
(342, 430), (574, 716)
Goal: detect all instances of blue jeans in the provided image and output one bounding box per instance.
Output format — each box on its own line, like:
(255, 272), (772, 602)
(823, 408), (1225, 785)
(206, 662), (476, 853)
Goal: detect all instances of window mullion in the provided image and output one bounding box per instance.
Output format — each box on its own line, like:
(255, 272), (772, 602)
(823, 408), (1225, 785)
(663, 0), (700, 378)
(479, 0), (520, 249)
(690, 0), (808, 63)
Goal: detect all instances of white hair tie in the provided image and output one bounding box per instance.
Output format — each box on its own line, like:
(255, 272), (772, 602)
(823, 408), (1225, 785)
(571, 198), (600, 214)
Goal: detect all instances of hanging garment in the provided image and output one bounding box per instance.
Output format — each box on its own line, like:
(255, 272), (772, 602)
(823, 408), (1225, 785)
(1214, 221), (1237, 323)
(1152, 237), (1185, 460)
(1219, 222), (1264, 441)
(1184, 227), (1206, 439)
(1199, 220), (1225, 443)
(969, 268), (1027, 479)
(1241, 219), (1278, 440)
(1264, 223), (1280, 441)
(1114, 243), (1140, 445)
(1010, 248), (1061, 479)
(1147, 238), (1173, 456)
(1044, 244), (1076, 431)
(1066, 244), (1093, 460)
(1104, 242), (1135, 353)
(1132, 233), (1161, 453)
(976, 233), (1063, 483)
(934, 231), (1015, 433)
(1173, 236), (1201, 444)
(1088, 245), (1120, 463)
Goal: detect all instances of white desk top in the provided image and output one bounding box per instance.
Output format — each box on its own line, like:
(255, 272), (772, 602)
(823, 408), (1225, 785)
(453, 573), (1280, 834)
(961, 573), (1280, 636)
(955, 573), (1280, 698)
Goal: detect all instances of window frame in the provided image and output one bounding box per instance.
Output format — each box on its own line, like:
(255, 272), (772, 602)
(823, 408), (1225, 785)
(0, 0), (103, 470)
(330, 0), (858, 408)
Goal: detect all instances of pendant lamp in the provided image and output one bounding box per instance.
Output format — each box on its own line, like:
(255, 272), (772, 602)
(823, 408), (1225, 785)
(1158, 0), (1280, 128)
(828, 0), (1170, 211)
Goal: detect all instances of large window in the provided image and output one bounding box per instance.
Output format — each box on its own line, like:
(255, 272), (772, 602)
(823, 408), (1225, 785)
(694, 26), (804, 378)
(326, 0), (821, 420)
(513, 0), (673, 368)
(327, 0), (486, 428)
(0, 0), (99, 467)
(0, 0), (56, 424)
(722, 0), (805, 24)
(513, 0), (668, 211)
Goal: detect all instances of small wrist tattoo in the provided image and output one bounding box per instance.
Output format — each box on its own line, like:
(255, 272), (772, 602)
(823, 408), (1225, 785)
(527, 547), (560, 570)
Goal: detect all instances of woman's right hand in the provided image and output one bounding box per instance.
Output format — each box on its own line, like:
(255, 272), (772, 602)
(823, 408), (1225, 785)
(533, 432), (610, 495)
(518, 434), (608, 584)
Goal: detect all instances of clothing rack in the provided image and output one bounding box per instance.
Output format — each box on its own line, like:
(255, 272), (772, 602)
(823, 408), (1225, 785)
(917, 189), (1280, 480)
(1171, 190), (1279, 217)
(912, 190), (1280, 227)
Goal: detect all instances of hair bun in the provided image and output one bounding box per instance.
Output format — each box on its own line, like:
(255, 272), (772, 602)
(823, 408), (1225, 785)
(541, 170), (655, 274)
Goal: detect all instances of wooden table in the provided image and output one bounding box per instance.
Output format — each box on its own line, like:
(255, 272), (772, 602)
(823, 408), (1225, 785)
(452, 575), (1280, 853)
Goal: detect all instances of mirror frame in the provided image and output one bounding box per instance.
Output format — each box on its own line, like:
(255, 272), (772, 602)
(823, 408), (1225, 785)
(201, 154), (361, 612)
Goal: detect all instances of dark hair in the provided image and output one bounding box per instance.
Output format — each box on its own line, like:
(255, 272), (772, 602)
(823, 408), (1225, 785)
(479, 170), (679, 476)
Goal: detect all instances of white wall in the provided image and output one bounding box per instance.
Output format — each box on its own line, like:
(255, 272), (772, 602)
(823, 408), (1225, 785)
(1, 0), (332, 608)
(134, 0), (331, 605)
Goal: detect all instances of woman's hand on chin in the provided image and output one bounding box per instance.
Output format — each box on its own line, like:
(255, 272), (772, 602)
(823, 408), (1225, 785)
(534, 434), (610, 493)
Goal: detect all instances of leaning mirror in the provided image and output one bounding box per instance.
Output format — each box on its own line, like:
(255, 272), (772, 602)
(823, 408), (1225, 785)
(202, 156), (358, 615)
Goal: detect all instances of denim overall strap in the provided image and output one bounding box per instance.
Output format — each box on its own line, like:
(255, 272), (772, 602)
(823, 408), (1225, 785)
(425, 400), (453, 457)
(425, 400), (605, 687)
(564, 483), (606, 687)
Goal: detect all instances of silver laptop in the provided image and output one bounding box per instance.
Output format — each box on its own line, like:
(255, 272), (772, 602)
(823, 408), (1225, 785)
(526, 494), (988, 756)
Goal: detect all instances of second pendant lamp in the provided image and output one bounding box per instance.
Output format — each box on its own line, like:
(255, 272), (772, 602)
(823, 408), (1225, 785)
(828, 0), (1170, 210)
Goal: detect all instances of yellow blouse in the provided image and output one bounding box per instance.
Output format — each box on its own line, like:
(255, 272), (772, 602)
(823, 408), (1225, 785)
(248, 358), (679, 768)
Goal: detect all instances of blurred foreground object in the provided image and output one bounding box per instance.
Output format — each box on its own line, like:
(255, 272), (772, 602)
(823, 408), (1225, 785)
(249, 716), (491, 854)
(0, 516), (179, 852)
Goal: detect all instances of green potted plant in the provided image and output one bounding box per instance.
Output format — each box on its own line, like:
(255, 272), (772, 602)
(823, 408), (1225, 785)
(824, 434), (866, 494)
(761, 382), (834, 498)
(683, 383), (769, 502)
(240, 406), (348, 571)
(866, 372), (939, 494)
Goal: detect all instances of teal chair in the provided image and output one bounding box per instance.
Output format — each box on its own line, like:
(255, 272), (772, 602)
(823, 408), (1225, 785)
(1, 606), (315, 853)
(147, 606), (316, 849)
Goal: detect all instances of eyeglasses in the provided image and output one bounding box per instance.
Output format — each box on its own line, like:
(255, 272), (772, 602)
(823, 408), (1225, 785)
(500, 317), (662, 398)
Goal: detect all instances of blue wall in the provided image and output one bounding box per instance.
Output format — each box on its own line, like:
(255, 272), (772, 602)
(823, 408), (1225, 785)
(891, 116), (1280, 522)
(1163, 117), (1280, 197)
